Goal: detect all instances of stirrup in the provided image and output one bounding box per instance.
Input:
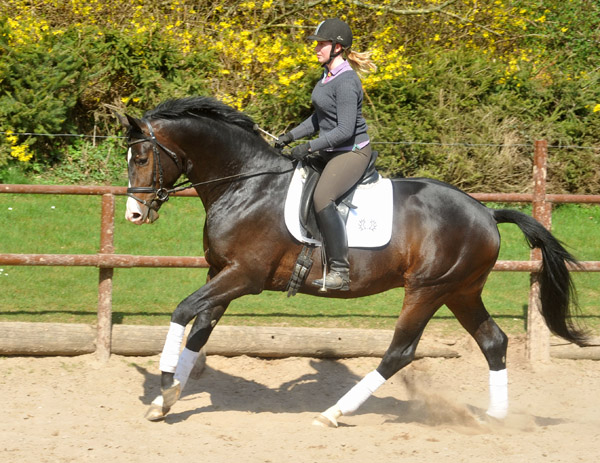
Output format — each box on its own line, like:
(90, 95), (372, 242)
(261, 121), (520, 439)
(312, 271), (350, 291)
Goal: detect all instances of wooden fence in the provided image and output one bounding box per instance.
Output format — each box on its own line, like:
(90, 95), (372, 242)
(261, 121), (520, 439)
(1, 140), (599, 362)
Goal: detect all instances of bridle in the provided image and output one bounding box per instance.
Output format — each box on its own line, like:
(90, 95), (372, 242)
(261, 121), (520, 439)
(126, 119), (184, 209)
(126, 118), (295, 210)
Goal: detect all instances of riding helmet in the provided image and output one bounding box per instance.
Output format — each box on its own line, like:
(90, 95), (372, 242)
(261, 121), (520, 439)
(307, 18), (353, 49)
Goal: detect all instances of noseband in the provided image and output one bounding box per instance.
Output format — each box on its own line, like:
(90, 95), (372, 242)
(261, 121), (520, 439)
(127, 119), (183, 209)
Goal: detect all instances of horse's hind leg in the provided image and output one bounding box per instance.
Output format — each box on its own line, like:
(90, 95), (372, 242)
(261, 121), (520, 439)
(446, 293), (509, 419)
(315, 289), (442, 427)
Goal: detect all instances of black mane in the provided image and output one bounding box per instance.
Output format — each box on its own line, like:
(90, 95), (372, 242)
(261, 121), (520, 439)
(144, 96), (258, 135)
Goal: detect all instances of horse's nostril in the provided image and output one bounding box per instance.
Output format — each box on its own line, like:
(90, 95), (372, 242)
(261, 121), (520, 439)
(132, 212), (142, 220)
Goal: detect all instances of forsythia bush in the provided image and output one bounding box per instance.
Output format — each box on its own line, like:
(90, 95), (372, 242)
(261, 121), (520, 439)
(0, 0), (598, 192)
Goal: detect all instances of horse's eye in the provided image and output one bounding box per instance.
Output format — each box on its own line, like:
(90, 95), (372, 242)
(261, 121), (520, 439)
(134, 154), (149, 166)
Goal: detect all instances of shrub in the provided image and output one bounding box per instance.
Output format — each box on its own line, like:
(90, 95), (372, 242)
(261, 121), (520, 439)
(0, 0), (598, 192)
(0, 24), (86, 165)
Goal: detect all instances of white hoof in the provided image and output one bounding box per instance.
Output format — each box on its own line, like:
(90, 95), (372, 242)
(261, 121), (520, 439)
(312, 414), (338, 428)
(162, 380), (182, 409)
(145, 396), (167, 421)
(486, 407), (508, 420)
(144, 381), (181, 422)
(312, 404), (342, 428)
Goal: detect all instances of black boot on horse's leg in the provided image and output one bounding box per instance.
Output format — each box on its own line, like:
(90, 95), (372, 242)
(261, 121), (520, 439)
(312, 202), (350, 291)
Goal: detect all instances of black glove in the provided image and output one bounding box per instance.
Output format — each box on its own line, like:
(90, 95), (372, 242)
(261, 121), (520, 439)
(274, 132), (294, 150)
(290, 143), (311, 161)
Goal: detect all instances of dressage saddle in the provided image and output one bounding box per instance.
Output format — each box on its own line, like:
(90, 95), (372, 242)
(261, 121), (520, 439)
(299, 150), (380, 241)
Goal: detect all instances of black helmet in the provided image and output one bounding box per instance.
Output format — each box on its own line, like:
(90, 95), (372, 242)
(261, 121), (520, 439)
(307, 18), (353, 49)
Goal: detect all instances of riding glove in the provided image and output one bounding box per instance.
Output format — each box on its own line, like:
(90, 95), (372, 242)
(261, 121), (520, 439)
(274, 132), (294, 150)
(290, 143), (311, 161)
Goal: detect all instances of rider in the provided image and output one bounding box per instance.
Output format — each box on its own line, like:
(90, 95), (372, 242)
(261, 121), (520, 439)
(277, 18), (376, 291)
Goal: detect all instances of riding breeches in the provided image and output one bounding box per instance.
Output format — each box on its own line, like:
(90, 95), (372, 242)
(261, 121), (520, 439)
(313, 144), (372, 213)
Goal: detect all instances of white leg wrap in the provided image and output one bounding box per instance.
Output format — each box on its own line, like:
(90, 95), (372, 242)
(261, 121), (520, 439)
(159, 322), (186, 373)
(173, 348), (200, 391)
(486, 369), (508, 419)
(337, 370), (386, 416)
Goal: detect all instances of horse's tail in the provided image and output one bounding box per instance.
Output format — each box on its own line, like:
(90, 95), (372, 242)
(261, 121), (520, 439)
(492, 209), (589, 346)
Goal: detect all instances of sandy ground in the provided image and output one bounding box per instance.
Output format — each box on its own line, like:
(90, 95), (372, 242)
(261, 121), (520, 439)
(1, 333), (599, 463)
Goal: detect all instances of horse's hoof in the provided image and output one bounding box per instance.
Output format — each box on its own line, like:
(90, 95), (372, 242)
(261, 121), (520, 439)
(145, 402), (169, 421)
(144, 382), (181, 422)
(312, 413), (338, 428)
(486, 407), (508, 421)
(162, 381), (182, 409)
(312, 404), (342, 428)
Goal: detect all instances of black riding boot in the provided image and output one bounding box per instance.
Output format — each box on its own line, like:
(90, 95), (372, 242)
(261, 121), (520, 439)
(312, 202), (350, 291)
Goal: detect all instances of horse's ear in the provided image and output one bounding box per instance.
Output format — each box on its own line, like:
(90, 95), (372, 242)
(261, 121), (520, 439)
(113, 110), (143, 136)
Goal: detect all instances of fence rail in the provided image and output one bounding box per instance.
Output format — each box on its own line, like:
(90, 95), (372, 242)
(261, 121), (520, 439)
(1, 141), (600, 362)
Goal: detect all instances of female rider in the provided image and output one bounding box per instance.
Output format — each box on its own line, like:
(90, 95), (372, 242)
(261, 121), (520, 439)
(277, 18), (376, 291)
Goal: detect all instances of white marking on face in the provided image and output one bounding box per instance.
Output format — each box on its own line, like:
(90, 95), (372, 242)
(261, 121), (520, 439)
(125, 148), (147, 225)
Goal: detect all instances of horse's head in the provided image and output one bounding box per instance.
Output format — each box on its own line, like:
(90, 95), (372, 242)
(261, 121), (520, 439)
(117, 113), (183, 225)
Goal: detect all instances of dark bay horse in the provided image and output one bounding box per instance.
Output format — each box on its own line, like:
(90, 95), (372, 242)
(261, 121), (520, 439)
(118, 96), (587, 426)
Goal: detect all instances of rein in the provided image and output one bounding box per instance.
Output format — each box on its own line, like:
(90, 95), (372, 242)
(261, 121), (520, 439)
(127, 119), (294, 208)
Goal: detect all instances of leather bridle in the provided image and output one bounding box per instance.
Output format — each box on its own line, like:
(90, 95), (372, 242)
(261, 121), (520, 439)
(126, 119), (183, 209)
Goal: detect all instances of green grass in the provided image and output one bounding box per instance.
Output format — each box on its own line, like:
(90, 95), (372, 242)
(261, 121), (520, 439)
(0, 194), (598, 336)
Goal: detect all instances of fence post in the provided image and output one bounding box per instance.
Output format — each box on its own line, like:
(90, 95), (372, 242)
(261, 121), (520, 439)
(97, 194), (115, 362)
(527, 140), (551, 364)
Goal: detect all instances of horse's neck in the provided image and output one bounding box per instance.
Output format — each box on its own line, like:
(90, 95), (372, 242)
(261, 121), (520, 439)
(185, 129), (289, 210)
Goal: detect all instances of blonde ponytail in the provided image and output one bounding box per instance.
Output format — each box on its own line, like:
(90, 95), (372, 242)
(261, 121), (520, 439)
(345, 49), (377, 75)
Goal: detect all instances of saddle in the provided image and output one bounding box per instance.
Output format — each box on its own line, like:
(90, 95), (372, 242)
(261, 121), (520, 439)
(299, 150), (380, 241)
(286, 150), (380, 296)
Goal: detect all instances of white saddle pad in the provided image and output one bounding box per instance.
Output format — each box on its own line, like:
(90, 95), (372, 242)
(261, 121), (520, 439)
(284, 163), (393, 248)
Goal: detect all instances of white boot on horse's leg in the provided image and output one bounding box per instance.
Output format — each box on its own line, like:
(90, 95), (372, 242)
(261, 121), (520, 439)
(313, 370), (386, 427)
(174, 347), (201, 390)
(159, 322), (186, 373)
(145, 347), (201, 421)
(145, 323), (188, 421)
(486, 369), (508, 420)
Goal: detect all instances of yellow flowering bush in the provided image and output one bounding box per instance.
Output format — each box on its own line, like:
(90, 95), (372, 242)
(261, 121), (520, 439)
(1, 0), (595, 111)
(3, 130), (32, 162)
(0, 0), (598, 192)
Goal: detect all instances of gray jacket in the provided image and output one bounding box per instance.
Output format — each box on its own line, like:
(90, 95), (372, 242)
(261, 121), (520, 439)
(289, 65), (369, 152)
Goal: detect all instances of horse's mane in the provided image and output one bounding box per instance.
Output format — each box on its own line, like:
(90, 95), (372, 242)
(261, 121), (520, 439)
(144, 96), (258, 135)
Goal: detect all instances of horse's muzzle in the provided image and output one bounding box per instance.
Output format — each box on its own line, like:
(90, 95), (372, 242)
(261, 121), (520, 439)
(125, 195), (161, 225)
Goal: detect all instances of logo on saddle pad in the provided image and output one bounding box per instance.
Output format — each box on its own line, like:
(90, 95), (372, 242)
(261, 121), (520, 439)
(284, 164), (393, 248)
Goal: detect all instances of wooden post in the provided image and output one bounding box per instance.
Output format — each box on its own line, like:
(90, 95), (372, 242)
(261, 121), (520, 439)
(527, 141), (551, 363)
(97, 194), (115, 362)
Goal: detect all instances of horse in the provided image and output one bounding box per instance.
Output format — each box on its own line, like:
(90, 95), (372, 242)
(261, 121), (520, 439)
(118, 96), (588, 426)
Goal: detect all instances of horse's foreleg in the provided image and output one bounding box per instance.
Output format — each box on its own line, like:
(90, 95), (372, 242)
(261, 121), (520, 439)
(144, 320), (186, 420)
(171, 303), (228, 389)
(146, 268), (256, 421)
(145, 305), (226, 421)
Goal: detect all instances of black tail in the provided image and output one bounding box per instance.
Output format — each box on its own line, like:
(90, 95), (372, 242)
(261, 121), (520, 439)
(493, 209), (588, 346)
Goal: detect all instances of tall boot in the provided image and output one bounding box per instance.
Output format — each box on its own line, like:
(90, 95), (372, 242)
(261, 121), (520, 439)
(312, 202), (350, 291)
